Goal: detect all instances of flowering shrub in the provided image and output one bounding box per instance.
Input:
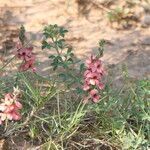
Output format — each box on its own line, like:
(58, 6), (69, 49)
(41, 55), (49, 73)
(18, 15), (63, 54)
(15, 25), (36, 72)
(0, 87), (22, 125)
(83, 55), (105, 102)
(16, 42), (36, 72)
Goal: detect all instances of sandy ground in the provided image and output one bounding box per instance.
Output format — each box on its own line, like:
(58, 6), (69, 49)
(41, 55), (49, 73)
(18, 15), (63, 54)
(0, 0), (150, 80)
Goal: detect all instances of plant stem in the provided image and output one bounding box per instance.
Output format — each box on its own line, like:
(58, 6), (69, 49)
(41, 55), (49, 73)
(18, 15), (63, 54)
(0, 56), (16, 71)
(57, 91), (61, 127)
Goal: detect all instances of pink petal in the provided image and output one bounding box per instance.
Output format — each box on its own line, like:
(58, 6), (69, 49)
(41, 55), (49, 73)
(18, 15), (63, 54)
(83, 84), (90, 91)
(92, 95), (100, 103)
(98, 83), (104, 90)
(6, 113), (13, 120)
(15, 101), (22, 109)
(0, 104), (6, 111)
(4, 93), (13, 103)
(90, 89), (98, 96)
(5, 104), (15, 113)
(89, 78), (99, 85)
(84, 70), (91, 77)
(89, 79), (96, 85)
(1, 113), (7, 121)
(91, 67), (97, 72)
(32, 67), (37, 72)
(12, 112), (21, 120)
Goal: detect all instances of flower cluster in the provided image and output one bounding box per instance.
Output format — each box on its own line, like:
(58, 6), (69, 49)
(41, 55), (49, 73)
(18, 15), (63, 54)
(16, 42), (36, 72)
(0, 87), (22, 125)
(83, 55), (104, 103)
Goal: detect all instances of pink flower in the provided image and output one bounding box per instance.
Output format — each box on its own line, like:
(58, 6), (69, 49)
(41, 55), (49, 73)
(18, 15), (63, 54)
(83, 55), (105, 103)
(93, 60), (104, 74)
(15, 101), (22, 109)
(85, 55), (96, 68)
(17, 47), (33, 61)
(4, 93), (13, 102)
(85, 72), (100, 85)
(19, 55), (36, 72)
(0, 88), (22, 125)
(90, 89), (100, 103)
(15, 42), (36, 72)
(98, 82), (104, 90)
(0, 103), (6, 112)
(83, 81), (90, 91)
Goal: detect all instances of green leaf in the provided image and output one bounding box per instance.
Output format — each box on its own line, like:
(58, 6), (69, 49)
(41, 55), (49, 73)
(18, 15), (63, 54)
(60, 27), (68, 37)
(141, 113), (150, 121)
(42, 40), (52, 49)
(59, 73), (67, 81)
(79, 63), (85, 72)
(19, 25), (26, 45)
(49, 55), (56, 59)
(67, 48), (72, 54)
(76, 87), (84, 94)
(56, 39), (65, 49)
(67, 58), (73, 63)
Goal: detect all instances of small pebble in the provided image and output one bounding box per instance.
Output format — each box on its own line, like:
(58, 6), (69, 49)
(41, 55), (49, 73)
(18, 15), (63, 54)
(141, 14), (150, 27)
(141, 37), (150, 45)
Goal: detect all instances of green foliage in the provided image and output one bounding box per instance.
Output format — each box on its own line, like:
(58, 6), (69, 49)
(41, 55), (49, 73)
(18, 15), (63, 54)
(107, 7), (130, 23)
(19, 25), (26, 45)
(42, 24), (84, 92)
(98, 39), (106, 57)
(42, 24), (74, 71)
(43, 24), (68, 39)
(89, 79), (150, 149)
